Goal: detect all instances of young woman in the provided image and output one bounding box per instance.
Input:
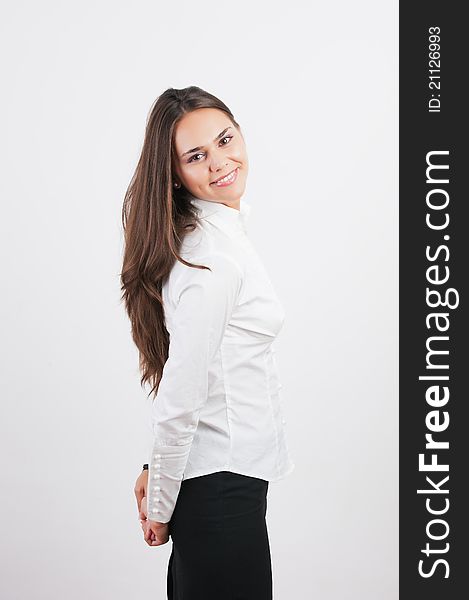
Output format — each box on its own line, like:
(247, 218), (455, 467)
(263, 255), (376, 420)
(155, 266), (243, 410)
(121, 86), (295, 599)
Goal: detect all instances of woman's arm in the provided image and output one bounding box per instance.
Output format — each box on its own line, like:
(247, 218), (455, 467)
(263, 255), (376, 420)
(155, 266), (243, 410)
(146, 251), (243, 524)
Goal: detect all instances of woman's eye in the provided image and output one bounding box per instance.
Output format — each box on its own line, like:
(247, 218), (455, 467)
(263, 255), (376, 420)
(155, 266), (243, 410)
(220, 135), (233, 145)
(188, 153), (204, 163)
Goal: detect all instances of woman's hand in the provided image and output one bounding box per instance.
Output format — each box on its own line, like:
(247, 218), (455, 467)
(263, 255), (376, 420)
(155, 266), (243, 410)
(141, 507), (170, 546)
(134, 469), (148, 521)
(135, 470), (170, 546)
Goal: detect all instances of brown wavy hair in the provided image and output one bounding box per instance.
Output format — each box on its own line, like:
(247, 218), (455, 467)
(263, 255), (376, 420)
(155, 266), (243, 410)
(120, 86), (240, 399)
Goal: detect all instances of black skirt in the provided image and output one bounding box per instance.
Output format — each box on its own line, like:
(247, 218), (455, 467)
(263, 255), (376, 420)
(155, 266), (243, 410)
(166, 470), (272, 600)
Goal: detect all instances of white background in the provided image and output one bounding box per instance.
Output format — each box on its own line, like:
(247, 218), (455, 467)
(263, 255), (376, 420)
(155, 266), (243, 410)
(0, 1), (398, 598)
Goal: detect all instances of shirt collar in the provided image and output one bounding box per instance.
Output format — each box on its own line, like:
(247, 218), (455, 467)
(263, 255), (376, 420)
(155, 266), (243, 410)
(190, 196), (251, 234)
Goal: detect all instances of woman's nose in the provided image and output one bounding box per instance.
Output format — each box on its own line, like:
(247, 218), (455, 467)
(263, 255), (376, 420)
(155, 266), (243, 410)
(209, 150), (228, 172)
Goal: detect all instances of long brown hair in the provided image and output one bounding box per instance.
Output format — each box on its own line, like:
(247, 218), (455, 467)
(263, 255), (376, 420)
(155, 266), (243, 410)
(120, 86), (240, 399)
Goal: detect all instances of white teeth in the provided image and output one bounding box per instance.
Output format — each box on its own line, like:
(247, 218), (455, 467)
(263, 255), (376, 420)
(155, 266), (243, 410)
(215, 169), (236, 184)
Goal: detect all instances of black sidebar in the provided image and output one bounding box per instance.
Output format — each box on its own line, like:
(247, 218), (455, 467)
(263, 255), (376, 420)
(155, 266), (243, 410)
(400, 3), (467, 598)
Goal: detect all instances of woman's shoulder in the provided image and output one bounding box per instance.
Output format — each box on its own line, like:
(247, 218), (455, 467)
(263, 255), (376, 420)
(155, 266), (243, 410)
(180, 220), (242, 266)
(165, 225), (244, 304)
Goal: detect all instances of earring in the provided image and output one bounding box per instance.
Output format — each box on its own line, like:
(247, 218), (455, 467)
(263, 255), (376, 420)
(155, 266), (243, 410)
(173, 181), (180, 189)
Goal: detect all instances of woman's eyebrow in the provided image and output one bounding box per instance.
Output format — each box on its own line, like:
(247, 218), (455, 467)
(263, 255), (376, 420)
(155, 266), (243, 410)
(180, 127), (232, 158)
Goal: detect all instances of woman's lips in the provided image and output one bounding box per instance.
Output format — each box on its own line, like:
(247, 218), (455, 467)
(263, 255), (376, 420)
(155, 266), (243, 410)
(210, 167), (239, 187)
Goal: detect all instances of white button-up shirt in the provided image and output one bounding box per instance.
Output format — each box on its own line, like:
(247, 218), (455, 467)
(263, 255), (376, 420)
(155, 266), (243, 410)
(146, 196), (295, 523)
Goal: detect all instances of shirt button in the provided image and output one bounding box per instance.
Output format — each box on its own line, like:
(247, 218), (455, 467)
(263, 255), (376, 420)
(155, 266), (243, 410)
(155, 485), (161, 491)
(151, 508), (160, 514)
(154, 454), (162, 459)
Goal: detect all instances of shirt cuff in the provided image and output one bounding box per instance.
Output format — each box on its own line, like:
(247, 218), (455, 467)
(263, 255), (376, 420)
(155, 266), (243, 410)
(146, 439), (192, 523)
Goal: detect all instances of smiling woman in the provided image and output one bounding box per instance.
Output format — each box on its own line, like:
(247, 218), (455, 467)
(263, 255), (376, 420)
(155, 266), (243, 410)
(172, 107), (248, 202)
(120, 86), (294, 600)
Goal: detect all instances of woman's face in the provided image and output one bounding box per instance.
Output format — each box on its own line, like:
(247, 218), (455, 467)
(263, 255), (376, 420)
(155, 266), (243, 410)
(172, 107), (249, 207)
